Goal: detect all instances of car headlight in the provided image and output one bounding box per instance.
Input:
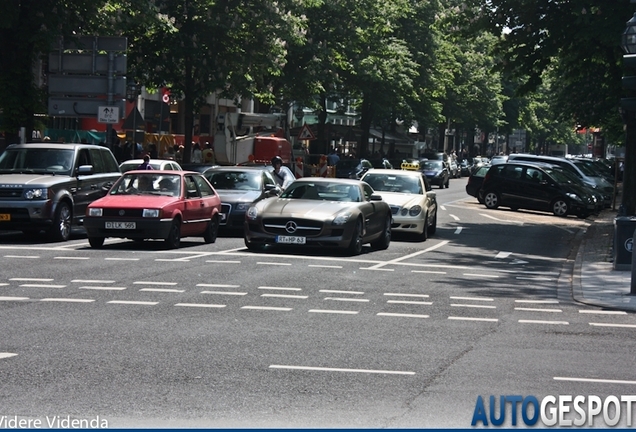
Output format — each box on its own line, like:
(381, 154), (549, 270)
(236, 203), (250, 211)
(24, 188), (47, 200)
(400, 208), (408, 216)
(246, 206), (259, 220)
(409, 205), (422, 216)
(143, 209), (160, 218)
(88, 208), (103, 217)
(565, 193), (582, 202)
(333, 211), (353, 225)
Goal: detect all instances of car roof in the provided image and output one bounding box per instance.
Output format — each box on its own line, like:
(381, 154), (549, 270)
(293, 177), (363, 185)
(8, 143), (104, 150)
(363, 169), (422, 177)
(204, 165), (271, 172)
(122, 170), (195, 175)
(120, 159), (176, 164)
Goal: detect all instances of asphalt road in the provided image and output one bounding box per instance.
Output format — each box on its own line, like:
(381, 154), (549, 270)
(1, 181), (635, 428)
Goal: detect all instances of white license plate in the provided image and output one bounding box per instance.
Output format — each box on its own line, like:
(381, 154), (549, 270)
(276, 235), (306, 244)
(105, 221), (136, 230)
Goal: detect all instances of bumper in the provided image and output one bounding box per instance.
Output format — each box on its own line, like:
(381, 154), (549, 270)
(0, 200), (55, 231)
(84, 217), (173, 239)
(244, 220), (354, 248)
(390, 215), (425, 233)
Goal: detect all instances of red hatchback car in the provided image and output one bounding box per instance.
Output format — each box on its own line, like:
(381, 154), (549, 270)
(84, 170), (222, 249)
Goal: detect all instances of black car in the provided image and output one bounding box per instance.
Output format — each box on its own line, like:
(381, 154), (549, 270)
(203, 166), (282, 230)
(369, 158), (393, 169)
(335, 158), (373, 179)
(420, 159), (450, 188)
(465, 165), (490, 203)
(478, 162), (600, 218)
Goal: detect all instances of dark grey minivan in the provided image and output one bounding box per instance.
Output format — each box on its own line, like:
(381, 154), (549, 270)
(0, 143), (122, 241)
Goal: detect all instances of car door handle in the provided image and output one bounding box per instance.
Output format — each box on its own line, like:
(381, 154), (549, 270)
(90, 184), (98, 189)
(70, 187), (77, 194)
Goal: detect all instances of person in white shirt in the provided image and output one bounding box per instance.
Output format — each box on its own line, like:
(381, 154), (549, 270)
(271, 156), (295, 190)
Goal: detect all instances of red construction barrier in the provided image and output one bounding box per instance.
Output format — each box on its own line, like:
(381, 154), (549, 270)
(294, 157), (304, 178)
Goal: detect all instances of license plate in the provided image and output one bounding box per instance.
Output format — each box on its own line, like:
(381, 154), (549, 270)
(0, 214), (10, 221)
(105, 221), (136, 229)
(276, 235), (306, 244)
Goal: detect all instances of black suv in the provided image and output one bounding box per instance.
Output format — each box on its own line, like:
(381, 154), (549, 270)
(479, 162), (600, 218)
(0, 143), (122, 241)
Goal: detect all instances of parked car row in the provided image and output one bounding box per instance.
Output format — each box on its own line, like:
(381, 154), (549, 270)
(464, 153), (614, 219)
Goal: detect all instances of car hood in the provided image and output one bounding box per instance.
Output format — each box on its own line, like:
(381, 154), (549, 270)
(560, 182), (593, 199)
(216, 190), (261, 203)
(374, 192), (424, 208)
(0, 173), (73, 186)
(89, 194), (179, 208)
(259, 198), (358, 218)
(423, 170), (441, 176)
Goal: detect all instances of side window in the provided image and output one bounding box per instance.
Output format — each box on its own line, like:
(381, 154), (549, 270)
(363, 184), (374, 200)
(263, 172), (275, 186)
(501, 165), (523, 180)
(193, 175), (215, 196)
(101, 149), (120, 173)
(77, 149), (90, 168)
(422, 175), (432, 192)
(89, 148), (106, 173)
(185, 175), (201, 198)
(526, 167), (543, 182)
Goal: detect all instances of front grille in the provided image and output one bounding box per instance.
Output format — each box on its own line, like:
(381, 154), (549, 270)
(0, 187), (24, 199)
(263, 217), (323, 236)
(102, 208), (144, 218)
(220, 203), (231, 226)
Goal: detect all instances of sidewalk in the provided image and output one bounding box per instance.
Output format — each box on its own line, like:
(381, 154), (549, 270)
(573, 207), (636, 311)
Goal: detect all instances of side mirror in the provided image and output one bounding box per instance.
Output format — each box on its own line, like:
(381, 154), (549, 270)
(370, 194), (383, 201)
(77, 165), (94, 176)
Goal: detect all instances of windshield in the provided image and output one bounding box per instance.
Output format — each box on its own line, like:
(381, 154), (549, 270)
(0, 148), (74, 175)
(110, 173), (182, 197)
(363, 173), (422, 194)
(572, 160), (598, 176)
(280, 182), (362, 202)
(205, 171), (261, 191)
(545, 167), (582, 185)
(422, 160), (443, 170)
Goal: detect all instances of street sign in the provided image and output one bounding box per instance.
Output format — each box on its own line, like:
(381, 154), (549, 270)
(98, 106), (120, 123)
(297, 123), (316, 140)
(48, 53), (127, 74)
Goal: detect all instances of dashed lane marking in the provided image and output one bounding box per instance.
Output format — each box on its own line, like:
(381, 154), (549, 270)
(205, 260), (241, 264)
(261, 294), (308, 299)
(107, 300), (158, 306)
(360, 267), (394, 271)
(449, 214), (460, 221)
(269, 364), (416, 375)
(198, 284), (240, 288)
(0, 353), (18, 359)
(105, 257), (139, 261)
(515, 299), (559, 304)
(448, 316), (498, 322)
(258, 286), (302, 291)
(133, 281), (178, 286)
(518, 319), (569, 325)
(324, 297), (369, 303)
(201, 291), (247, 296)
(495, 251), (512, 259)
(454, 227), (463, 234)
(19, 284), (66, 288)
(309, 264), (343, 268)
(0, 296), (29, 301)
(450, 296), (493, 302)
(40, 298), (95, 303)
(79, 286), (126, 291)
(241, 306), (292, 311)
(10, 278), (52, 282)
(554, 377), (636, 385)
(175, 303), (226, 308)
(387, 300), (432, 305)
(54, 256), (89, 260)
(451, 304), (497, 309)
(515, 307), (562, 313)
(72, 280), (115, 284)
(385, 293), (430, 298)
(377, 313), (429, 319)
(3, 255), (39, 259)
(257, 262), (292, 266)
(139, 288), (185, 293)
(589, 323), (636, 328)
(321, 290), (364, 295)
(411, 270), (446, 274)
(462, 273), (500, 278)
(308, 309), (358, 315)
(579, 310), (627, 315)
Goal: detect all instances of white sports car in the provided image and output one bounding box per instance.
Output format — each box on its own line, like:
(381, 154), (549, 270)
(361, 169), (437, 240)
